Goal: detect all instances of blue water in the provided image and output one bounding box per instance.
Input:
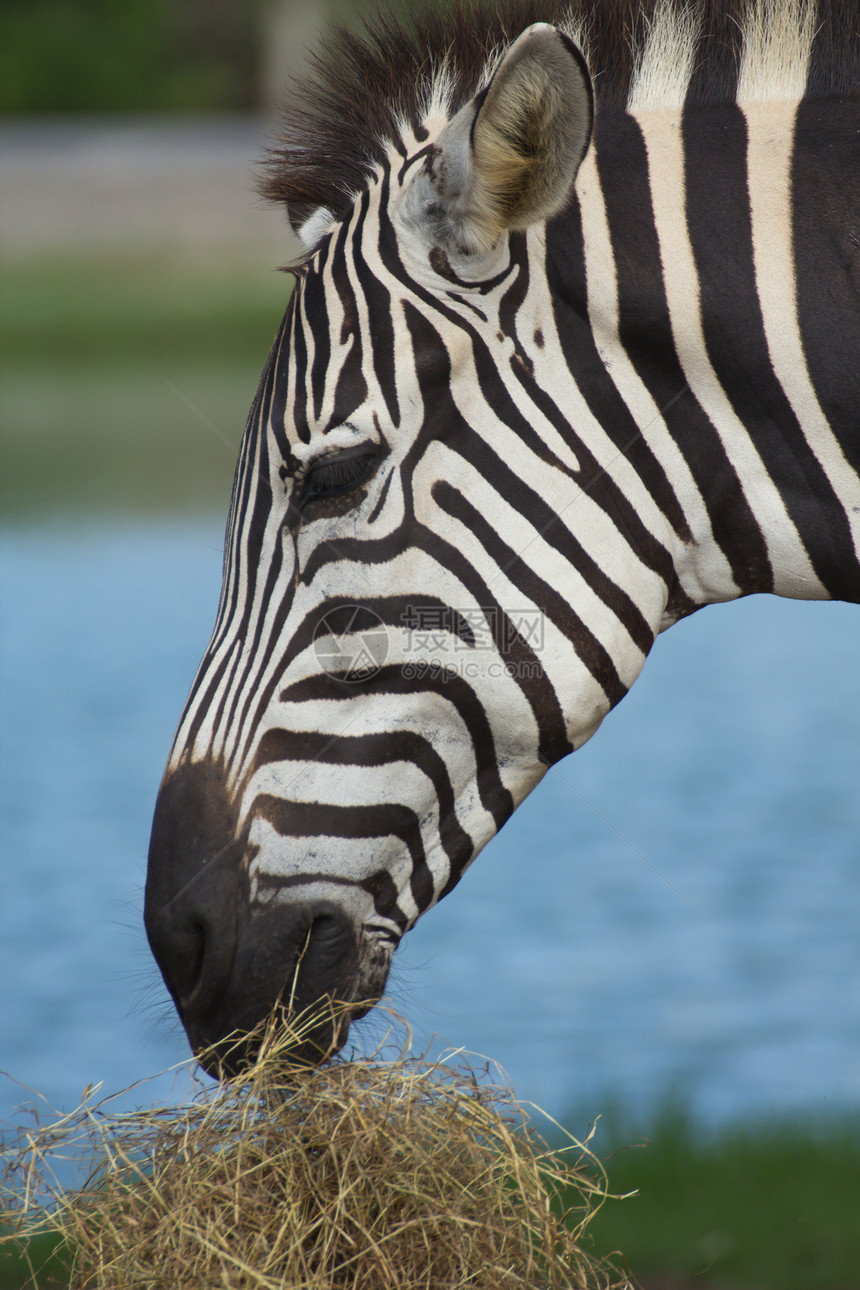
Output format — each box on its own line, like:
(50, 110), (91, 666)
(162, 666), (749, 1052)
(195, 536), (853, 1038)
(1, 518), (858, 1134)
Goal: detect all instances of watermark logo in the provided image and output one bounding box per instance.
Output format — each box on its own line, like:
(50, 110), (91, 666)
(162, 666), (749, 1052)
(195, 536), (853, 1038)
(401, 604), (545, 655)
(313, 605), (389, 682)
(313, 601), (546, 684)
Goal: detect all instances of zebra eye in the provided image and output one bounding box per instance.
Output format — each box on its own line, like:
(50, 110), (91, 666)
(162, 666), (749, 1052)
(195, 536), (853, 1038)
(298, 448), (378, 508)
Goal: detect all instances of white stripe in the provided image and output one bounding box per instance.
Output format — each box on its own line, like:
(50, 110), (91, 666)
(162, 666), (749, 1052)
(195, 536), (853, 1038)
(626, 0), (700, 113)
(633, 104), (824, 598)
(575, 145), (740, 608)
(169, 398), (270, 769)
(737, 0), (815, 104)
(743, 99), (860, 563)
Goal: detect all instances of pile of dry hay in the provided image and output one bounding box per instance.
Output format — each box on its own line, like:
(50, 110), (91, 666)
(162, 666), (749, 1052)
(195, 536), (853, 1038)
(2, 1011), (631, 1289)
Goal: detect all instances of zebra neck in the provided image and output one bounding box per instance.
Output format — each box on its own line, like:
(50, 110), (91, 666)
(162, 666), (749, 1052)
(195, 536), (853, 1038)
(555, 95), (860, 612)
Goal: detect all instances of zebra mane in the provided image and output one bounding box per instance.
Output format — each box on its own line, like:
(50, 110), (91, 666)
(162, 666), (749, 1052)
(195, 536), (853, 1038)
(259, 0), (859, 229)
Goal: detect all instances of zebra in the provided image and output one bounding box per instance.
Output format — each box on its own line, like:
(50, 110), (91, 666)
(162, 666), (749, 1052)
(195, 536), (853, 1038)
(145, 0), (860, 1073)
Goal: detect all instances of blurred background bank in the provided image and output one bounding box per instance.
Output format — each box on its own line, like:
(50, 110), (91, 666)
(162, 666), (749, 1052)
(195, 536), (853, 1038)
(0, 0), (342, 518)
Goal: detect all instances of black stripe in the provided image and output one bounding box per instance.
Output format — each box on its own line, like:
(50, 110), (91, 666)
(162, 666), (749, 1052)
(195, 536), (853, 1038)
(300, 494), (575, 763)
(251, 869), (407, 930)
(500, 234), (679, 591)
(791, 95), (860, 456)
(210, 325), (279, 644)
(546, 168), (695, 549)
(234, 592), (474, 771)
(382, 164), (680, 601)
(269, 293), (296, 443)
(402, 301), (653, 667)
(327, 216), (369, 429)
(376, 201), (584, 485)
(594, 112), (773, 594)
(280, 665), (515, 831)
(254, 795), (434, 916)
(207, 414), (279, 744)
(352, 182), (400, 428)
(278, 593), (475, 670)
(367, 467), (393, 522)
(304, 236), (332, 425)
(290, 281), (310, 441)
(223, 533), (287, 760)
(180, 339), (281, 753)
(792, 91), (860, 600)
(250, 727), (473, 873)
(685, 100), (860, 600)
(433, 479), (631, 709)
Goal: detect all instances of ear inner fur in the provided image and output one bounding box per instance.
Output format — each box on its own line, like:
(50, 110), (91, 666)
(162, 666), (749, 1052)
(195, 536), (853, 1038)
(408, 24), (594, 256)
(468, 25), (594, 248)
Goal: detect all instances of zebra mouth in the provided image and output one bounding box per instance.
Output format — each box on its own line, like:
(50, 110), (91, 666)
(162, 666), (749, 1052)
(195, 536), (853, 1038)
(348, 927), (397, 1021)
(184, 910), (395, 1080)
(144, 758), (399, 1078)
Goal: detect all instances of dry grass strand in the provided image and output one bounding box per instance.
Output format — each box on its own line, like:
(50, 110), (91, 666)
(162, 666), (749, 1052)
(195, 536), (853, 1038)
(2, 1010), (631, 1289)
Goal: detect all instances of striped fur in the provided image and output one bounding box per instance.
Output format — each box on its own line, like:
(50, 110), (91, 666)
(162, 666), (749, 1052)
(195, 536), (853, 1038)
(260, 0), (858, 223)
(145, 0), (860, 1066)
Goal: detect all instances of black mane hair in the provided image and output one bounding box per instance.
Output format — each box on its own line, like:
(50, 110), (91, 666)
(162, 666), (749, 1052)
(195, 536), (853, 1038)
(260, 0), (859, 228)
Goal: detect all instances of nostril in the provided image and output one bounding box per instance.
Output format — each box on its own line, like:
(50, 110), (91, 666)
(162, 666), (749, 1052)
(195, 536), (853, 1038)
(164, 919), (208, 1009)
(311, 912), (345, 942)
(182, 921), (207, 1006)
(303, 911), (356, 975)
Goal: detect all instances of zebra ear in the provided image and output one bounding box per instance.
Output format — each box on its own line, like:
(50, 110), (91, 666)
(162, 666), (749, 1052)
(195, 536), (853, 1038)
(410, 24), (593, 256)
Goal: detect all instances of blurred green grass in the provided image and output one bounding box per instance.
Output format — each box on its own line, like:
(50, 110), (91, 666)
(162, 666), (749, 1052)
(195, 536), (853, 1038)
(568, 1108), (860, 1289)
(0, 1231), (67, 1290)
(0, 0), (263, 114)
(0, 254), (291, 517)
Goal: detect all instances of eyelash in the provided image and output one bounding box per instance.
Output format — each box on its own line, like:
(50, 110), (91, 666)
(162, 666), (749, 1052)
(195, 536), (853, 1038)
(295, 450), (378, 508)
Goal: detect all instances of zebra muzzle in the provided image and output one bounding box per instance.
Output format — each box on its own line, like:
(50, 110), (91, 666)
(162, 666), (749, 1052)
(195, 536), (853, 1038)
(145, 761), (364, 1077)
(184, 901), (361, 1078)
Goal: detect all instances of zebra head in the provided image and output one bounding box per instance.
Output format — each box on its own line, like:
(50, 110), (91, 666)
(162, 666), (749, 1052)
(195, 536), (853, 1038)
(145, 19), (663, 1073)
